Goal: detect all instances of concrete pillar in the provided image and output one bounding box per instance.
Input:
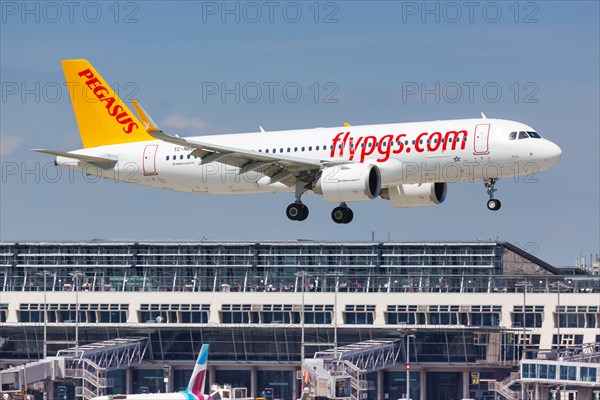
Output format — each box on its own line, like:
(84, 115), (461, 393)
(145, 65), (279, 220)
(166, 366), (174, 392)
(419, 370), (426, 400)
(45, 378), (54, 400)
(578, 388), (592, 399)
(292, 368), (299, 400)
(462, 370), (469, 399)
(125, 367), (133, 394)
(208, 366), (216, 388)
(251, 366), (257, 399)
(377, 370), (384, 400)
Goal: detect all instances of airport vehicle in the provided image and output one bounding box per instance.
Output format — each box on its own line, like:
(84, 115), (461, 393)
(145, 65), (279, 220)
(207, 384), (253, 400)
(91, 344), (210, 400)
(35, 60), (562, 223)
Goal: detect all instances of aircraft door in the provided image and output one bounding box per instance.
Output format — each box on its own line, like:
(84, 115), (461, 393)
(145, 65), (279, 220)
(474, 124), (490, 154)
(143, 145), (159, 176)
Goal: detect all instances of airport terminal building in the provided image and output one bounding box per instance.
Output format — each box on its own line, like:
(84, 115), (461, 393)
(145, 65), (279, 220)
(0, 240), (598, 400)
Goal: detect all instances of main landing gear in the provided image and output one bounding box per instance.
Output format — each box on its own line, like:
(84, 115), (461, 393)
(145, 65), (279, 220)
(286, 202), (309, 221)
(286, 201), (355, 224)
(484, 178), (501, 211)
(286, 181), (310, 221)
(285, 182), (355, 223)
(331, 203), (354, 224)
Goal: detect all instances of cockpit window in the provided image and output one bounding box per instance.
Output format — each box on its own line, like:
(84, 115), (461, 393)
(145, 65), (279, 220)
(518, 131), (529, 139)
(509, 132), (517, 140)
(527, 131), (541, 138)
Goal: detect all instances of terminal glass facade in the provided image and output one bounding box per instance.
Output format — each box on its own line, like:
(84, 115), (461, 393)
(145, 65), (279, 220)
(1, 241), (598, 399)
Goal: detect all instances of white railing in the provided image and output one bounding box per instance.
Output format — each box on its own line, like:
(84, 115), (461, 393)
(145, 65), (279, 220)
(488, 371), (520, 400)
(75, 385), (97, 400)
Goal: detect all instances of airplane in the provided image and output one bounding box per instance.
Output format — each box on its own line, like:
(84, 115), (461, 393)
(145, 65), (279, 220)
(91, 344), (211, 400)
(34, 60), (562, 224)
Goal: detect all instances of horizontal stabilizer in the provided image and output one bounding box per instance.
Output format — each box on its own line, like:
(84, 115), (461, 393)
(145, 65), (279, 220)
(32, 149), (117, 169)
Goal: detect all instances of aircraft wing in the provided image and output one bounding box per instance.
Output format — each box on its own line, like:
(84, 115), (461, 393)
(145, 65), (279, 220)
(149, 129), (342, 186)
(134, 99), (349, 186)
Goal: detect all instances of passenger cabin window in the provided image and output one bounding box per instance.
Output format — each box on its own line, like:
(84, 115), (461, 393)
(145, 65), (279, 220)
(518, 131), (529, 140)
(509, 132), (517, 140)
(527, 131), (542, 138)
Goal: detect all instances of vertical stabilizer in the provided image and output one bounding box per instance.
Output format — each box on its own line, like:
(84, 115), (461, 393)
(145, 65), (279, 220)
(62, 59), (153, 148)
(184, 344), (209, 398)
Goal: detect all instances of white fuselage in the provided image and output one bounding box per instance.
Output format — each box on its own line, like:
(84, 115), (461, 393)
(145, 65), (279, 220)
(58, 118), (562, 196)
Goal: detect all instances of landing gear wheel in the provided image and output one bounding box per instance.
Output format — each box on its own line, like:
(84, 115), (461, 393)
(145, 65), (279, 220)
(286, 203), (302, 221)
(487, 199), (501, 211)
(286, 203), (309, 221)
(484, 178), (501, 211)
(297, 204), (309, 221)
(331, 205), (353, 224)
(344, 209), (354, 224)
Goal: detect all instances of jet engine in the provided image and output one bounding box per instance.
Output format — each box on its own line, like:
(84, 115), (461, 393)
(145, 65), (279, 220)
(381, 182), (447, 207)
(314, 164), (381, 202)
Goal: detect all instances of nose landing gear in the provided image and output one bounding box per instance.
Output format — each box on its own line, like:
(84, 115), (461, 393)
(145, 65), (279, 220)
(484, 178), (501, 211)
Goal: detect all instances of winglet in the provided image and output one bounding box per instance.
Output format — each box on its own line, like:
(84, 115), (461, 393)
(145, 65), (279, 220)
(343, 122), (351, 127)
(480, 112), (487, 119)
(132, 100), (160, 133)
(259, 126), (266, 133)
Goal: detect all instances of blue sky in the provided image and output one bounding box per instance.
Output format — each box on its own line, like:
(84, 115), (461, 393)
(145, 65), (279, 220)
(1, 1), (598, 266)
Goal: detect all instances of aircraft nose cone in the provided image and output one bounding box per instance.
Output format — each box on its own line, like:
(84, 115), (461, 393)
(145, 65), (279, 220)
(546, 141), (562, 165)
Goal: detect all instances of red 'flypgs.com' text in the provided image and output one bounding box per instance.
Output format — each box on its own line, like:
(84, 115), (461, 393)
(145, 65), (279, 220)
(331, 130), (468, 162)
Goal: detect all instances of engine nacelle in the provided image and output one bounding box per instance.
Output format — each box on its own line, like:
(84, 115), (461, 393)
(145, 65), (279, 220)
(381, 182), (447, 207)
(314, 164), (381, 202)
